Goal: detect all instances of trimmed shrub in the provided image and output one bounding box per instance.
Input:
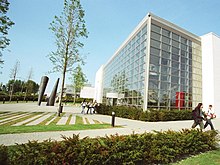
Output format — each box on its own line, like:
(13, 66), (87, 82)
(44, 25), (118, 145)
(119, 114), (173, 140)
(0, 145), (8, 165)
(97, 104), (193, 122)
(1, 129), (219, 164)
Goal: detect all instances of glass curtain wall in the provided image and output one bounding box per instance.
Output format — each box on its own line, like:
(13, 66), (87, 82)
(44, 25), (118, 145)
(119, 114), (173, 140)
(103, 25), (148, 107)
(148, 23), (202, 110)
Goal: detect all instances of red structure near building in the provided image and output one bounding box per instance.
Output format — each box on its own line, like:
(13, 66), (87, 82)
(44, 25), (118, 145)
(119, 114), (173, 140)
(176, 92), (185, 108)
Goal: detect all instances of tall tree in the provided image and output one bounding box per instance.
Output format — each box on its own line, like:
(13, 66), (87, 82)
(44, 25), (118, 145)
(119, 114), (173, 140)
(6, 79), (23, 94)
(49, 0), (88, 115)
(9, 60), (20, 101)
(71, 64), (87, 103)
(0, 0), (14, 65)
(24, 80), (39, 94)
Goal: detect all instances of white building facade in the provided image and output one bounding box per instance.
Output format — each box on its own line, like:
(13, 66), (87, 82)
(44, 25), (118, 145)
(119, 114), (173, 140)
(201, 33), (220, 117)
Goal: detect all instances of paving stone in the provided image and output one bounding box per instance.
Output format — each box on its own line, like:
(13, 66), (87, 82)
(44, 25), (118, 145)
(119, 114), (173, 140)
(0, 113), (29, 125)
(56, 113), (70, 125)
(0, 112), (13, 117)
(13, 113), (46, 126)
(87, 118), (95, 124)
(69, 115), (76, 125)
(82, 117), (87, 124)
(45, 116), (57, 125)
(26, 113), (53, 126)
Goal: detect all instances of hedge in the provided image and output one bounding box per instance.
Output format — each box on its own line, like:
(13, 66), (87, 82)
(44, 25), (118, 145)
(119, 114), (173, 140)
(0, 129), (218, 165)
(96, 104), (193, 122)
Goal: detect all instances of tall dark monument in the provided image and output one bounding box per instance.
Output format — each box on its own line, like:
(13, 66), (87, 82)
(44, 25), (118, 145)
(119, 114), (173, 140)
(37, 76), (49, 106)
(48, 78), (59, 106)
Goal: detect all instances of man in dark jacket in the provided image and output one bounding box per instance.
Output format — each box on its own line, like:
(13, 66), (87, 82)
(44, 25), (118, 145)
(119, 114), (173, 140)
(191, 103), (204, 129)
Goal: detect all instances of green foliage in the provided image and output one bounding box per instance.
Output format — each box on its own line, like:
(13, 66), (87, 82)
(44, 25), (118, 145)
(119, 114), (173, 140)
(5, 79), (39, 94)
(0, 144), (8, 165)
(97, 104), (193, 121)
(0, 95), (38, 102)
(1, 129), (219, 164)
(71, 64), (87, 92)
(0, 0), (14, 62)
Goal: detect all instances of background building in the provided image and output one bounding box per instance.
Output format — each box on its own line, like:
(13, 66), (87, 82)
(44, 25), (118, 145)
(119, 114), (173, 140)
(95, 13), (220, 116)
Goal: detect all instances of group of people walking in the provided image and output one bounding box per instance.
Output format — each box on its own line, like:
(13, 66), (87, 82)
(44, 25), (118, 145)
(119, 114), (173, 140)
(192, 103), (216, 130)
(80, 99), (98, 115)
(81, 99), (216, 129)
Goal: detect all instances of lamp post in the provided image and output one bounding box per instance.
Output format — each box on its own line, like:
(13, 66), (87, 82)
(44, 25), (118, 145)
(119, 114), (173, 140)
(111, 111), (115, 127)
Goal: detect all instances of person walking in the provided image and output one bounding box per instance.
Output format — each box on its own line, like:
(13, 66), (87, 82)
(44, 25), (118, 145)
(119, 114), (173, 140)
(92, 100), (98, 114)
(204, 105), (215, 130)
(192, 103), (204, 130)
(86, 101), (93, 114)
(81, 99), (87, 115)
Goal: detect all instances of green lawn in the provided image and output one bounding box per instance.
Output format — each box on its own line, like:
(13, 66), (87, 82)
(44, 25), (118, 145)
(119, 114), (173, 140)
(0, 111), (113, 134)
(173, 148), (220, 165)
(0, 124), (112, 134)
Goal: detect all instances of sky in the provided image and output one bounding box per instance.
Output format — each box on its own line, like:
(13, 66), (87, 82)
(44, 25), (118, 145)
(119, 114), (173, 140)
(1, 0), (220, 94)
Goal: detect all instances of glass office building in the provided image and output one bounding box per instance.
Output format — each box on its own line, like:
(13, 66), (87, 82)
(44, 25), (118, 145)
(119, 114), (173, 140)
(98, 13), (202, 110)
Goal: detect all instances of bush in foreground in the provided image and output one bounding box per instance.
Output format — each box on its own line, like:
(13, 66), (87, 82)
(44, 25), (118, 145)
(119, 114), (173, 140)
(0, 129), (218, 164)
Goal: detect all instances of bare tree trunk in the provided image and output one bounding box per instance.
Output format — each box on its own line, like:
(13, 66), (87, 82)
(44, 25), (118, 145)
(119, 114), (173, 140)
(58, 50), (68, 116)
(9, 61), (20, 102)
(58, 70), (66, 116)
(9, 84), (14, 102)
(73, 88), (76, 104)
(24, 88), (27, 101)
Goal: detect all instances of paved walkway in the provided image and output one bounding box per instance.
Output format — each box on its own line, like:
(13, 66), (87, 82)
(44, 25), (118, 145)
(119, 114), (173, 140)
(0, 102), (219, 146)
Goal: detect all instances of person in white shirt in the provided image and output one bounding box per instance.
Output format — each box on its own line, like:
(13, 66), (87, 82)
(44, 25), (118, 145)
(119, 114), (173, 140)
(81, 99), (87, 115)
(204, 105), (215, 130)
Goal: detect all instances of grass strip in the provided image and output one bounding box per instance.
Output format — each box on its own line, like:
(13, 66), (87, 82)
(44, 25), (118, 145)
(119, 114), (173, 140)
(66, 114), (72, 125)
(75, 115), (83, 124)
(38, 113), (57, 125)
(172, 148), (220, 165)
(1, 112), (42, 126)
(0, 124), (112, 134)
(48, 112), (65, 125)
(0, 112), (26, 121)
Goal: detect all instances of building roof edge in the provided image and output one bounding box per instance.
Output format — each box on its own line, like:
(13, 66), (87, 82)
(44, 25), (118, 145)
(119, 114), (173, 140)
(200, 32), (220, 39)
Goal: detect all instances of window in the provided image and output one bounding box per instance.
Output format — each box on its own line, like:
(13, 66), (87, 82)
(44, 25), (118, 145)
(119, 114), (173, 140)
(161, 58), (170, 66)
(151, 39), (161, 48)
(172, 47), (179, 54)
(172, 40), (179, 48)
(172, 33), (179, 41)
(162, 29), (170, 37)
(181, 37), (187, 44)
(151, 24), (161, 33)
(161, 65), (170, 74)
(162, 43), (170, 51)
(172, 54), (180, 62)
(172, 61), (179, 69)
(162, 36), (171, 44)
(150, 55), (160, 65)
(161, 81), (170, 90)
(181, 44), (187, 51)
(150, 47), (160, 56)
(149, 80), (159, 90)
(151, 31), (161, 41)
(162, 51), (170, 59)
(161, 75), (170, 81)
(171, 76), (179, 84)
